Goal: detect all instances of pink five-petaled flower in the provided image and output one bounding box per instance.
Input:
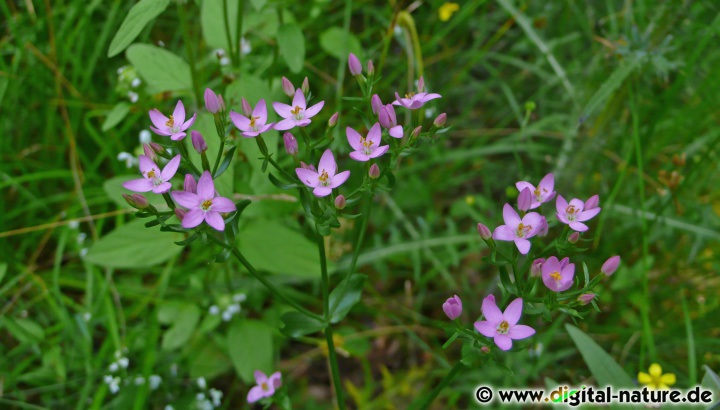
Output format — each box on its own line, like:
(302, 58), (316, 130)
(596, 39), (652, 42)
(346, 123), (389, 162)
(541, 256), (575, 292)
(556, 195), (601, 232)
(295, 149), (350, 197)
(515, 173), (556, 209)
(492, 204), (541, 254)
(123, 155), (181, 194)
(230, 99), (274, 138)
(474, 295), (535, 351)
(378, 104), (404, 138)
(171, 171), (236, 231)
(273, 89), (324, 131)
(392, 90), (442, 110)
(442, 295), (462, 320)
(148, 100), (196, 141)
(247, 370), (281, 404)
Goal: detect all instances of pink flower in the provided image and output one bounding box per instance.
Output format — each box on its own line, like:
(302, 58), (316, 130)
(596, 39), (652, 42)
(230, 99), (274, 138)
(601, 255), (620, 276)
(474, 295), (535, 351)
(273, 89), (324, 131)
(530, 258), (545, 277)
(556, 195), (601, 232)
(347, 53), (362, 76)
(123, 155), (181, 194)
(295, 149), (350, 197)
(204, 88), (222, 114)
(537, 216), (549, 237)
(171, 171), (237, 231)
(515, 173), (555, 209)
(477, 223), (492, 240)
(378, 104), (404, 138)
(184, 174), (197, 193)
(541, 256), (575, 292)
(392, 91), (442, 110)
(148, 100), (196, 141)
(577, 293), (596, 305)
(492, 204), (542, 254)
(247, 370), (281, 403)
(442, 295), (462, 320)
(371, 94), (383, 115)
(346, 123), (389, 162)
(517, 187), (533, 212)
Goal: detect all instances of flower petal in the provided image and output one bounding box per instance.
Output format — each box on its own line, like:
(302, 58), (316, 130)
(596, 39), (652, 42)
(296, 168), (320, 187)
(346, 127), (364, 151)
(577, 207), (601, 222)
(149, 125), (169, 136)
(367, 123), (382, 145)
(508, 324), (535, 340)
(389, 125), (404, 139)
(638, 372), (653, 385)
(273, 102), (293, 119)
(273, 118), (296, 131)
(160, 155), (181, 180)
(148, 109), (168, 130)
(230, 111), (251, 131)
(649, 364), (663, 378)
(515, 181), (535, 193)
(502, 203), (521, 227)
(204, 211), (225, 231)
(138, 155), (157, 174)
(152, 182), (172, 194)
(514, 237), (531, 254)
(474, 321), (497, 338)
(369, 145), (389, 159)
(254, 371), (268, 384)
(172, 100), (186, 125)
(318, 149), (336, 177)
(538, 173), (554, 192)
(172, 191), (201, 209)
(349, 151), (370, 162)
(503, 298), (524, 326)
(569, 221), (589, 232)
(291, 88), (306, 109)
(304, 101), (324, 118)
(247, 386), (265, 403)
(212, 196), (236, 212)
(660, 373), (676, 386)
(269, 372), (282, 389)
(253, 99), (267, 122)
(492, 225), (514, 241)
(494, 334), (512, 351)
(328, 170), (350, 188)
(481, 294), (502, 322)
(313, 186), (332, 197)
(556, 195), (568, 215)
(182, 208), (204, 229)
(181, 113), (196, 130)
(197, 171), (215, 200)
(170, 132), (186, 141)
(122, 178), (154, 192)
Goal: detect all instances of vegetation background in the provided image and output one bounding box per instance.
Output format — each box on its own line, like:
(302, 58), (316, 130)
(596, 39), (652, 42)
(1, 0), (719, 408)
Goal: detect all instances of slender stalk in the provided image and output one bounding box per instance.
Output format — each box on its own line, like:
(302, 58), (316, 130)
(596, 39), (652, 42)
(212, 140), (226, 175)
(222, 0), (237, 68)
(235, 0), (244, 68)
(177, 1), (202, 105)
(317, 232), (346, 409)
(412, 361), (464, 409)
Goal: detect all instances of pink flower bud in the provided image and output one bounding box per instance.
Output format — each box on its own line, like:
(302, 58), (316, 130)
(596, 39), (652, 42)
(334, 195), (346, 210)
(568, 232), (580, 244)
(577, 293), (596, 305)
(371, 94), (383, 115)
(150, 142), (165, 155)
(378, 106), (393, 129)
(530, 258), (545, 277)
(442, 295), (462, 320)
(367, 60), (374, 75)
(218, 95), (226, 112)
(518, 187), (532, 211)
(433, 113), (447, 128)
(417, 76), (425, 92)
(301, 77), (309, 95)
(184, 174), (197, 193)
(328, 112), (339, 128)
(601, 255), (620, 276)
(174, 208), (187, 221)
(411, 126), (422, 138)
(477, 223), (492, 240)
(480, 346), (491, 354)
(283, 132), (298, 156)
(537, 216), (549, 237)
(204, 88), (221, 113)
(143, 144), (157, 162)
(585, 194), (600, 210)
(123, 193), (149, 209)
(281, 77), (295, 98)
(191, 130), (207, 153)
(369, 163), (380, 179)
(348, 53), (362, 76)
(241, 97), (252, 117)
(300, 161), (316, 172)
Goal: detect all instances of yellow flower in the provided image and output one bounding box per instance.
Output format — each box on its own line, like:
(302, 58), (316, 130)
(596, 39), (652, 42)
(638, 363), (676, 390)
(439, 2), (460, 22)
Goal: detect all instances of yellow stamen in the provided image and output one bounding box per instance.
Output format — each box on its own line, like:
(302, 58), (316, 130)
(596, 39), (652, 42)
(497, 320), (509, 333)
(165, 115), (174, 127)
(566, 205), (577, 215)
(261, 382), (269, 391)
(249, 116), (259, 128)
(404, 92), (415, 99)
(291, 106), (302, 115)
(550, 271), (562, 282)
(147, 169), (156, 179)
(201, 199), (213, 210)
(318, 170), (329, 184)
(361, 137), (374, 148)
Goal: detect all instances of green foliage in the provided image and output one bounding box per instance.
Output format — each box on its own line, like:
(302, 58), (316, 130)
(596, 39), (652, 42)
(566, 324), (635, 387)
(277, 23), (305, 73)
(126, 44), (192, 93)
(227, 319), (274, 383)
(107, 0), (171, 57)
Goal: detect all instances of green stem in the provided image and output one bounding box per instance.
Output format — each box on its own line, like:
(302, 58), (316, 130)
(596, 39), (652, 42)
(222, 0), (237, 68)
(235, 0), (244, 69)
(324, 327), (346, 409)
(212, 140), (226, 175)
(178, 1), (202, 105)
(412, 361), (465, 410)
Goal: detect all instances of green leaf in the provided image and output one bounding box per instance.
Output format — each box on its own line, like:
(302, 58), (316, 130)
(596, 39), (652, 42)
(701, 366), (720, 395)
(565, 324), (634, 387)
(102, 102), (131, 132)
(214, 145), (237, 179)
(329, 274), (367, 323)
(227, 320), (274, 383)
(320, 27), (363, 60)
(1, 317), (45, 344)
(158, 301), (201, 351)
(84, 219), (182, 269)
(277, 23), (305, 73)
(280, 311), (324, 338)
(238, 220), (331, 279)
(108, 0), (170, 57)
(126, 44), (191, 93)
(0, 262), (6, 284)
(224, 73), (272, 107)
(582, 58), (640, 120)
(189, 340), (233, 379)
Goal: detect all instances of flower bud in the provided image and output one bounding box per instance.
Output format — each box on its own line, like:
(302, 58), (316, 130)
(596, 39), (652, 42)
(281, 77), (295, 98)
(371, 94), (383, 115)
(204, 88), (221, 113)
(367, 60), (374, 76)
(601, 255), (620, 276)
(301, 77), (309, 95)
(480, 346), (491, 354)
(150, 142), (165, 155)
(518, 187), (532, 212)
(143, 144), (157, 162)
(530, 258), (545, 277)
(537, 216), (549, 237)
(577, 293), (596, 305)
(477, 223), (492, 240)
(411, 126), (422, 138)
(369, 164), (380, 179)
(378, 107), (392, 129)
(568, 232), (580, 244)
(184, 174), (197, 193)
(334, 195), (346, 210)
(585, 194), (600, 210)
(174, 208), (187, 221)
(123, 193), (149, 209)
(328, 112), (339, 128)
(348, 53), (362, 76)
(442, 295), (462, 320)
(300, 161), (316, 172)
(417, 76), (425, 92)
(241, 97), (252, 117)
(218, 95), (226, 112)
(433, 113), (447, 128)
(283, 132), (298, 156)
(191, 131), (208, 153)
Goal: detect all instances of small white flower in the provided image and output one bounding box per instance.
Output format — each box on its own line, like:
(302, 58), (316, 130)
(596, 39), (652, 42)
(149, 374), (162, 390)
(117, 66), (127, 75)
(103, 375), (113, 384)
(114, 351), (123, 359)
(117, 152), (137, 168)
(131, 78), (142, 88)
(221, 310), (233, 322)
(227, 304), (241, 314)
(128, 91), (139, 103)
(208, 305), (220, 315)
(83, 312), (91, 322)
(77, 232), (87, 244)
(108, 363), (118, 373)
(209, 388), (223, 407)
(196, 393), (206, 401)
(157, 40), (165, 47)
(197, 377), (207, 390)
(68, 220), (79, 229)
(240, 38), (251, 55)
(80, 248), (88, 258)
(134, 376), (145, 385)
(170, 364), (178, 377)
(109, 377), (121, 394)
(164, 406), (174, 410)
(232, 293), (247, 303)
(139, 130), (152, 144)
(117, 357), (129, 369)
(219, 56), (230, 66)
(424, 107), (436, 119)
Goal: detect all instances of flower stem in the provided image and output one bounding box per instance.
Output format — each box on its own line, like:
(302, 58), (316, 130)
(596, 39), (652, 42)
(177, 1), (202, 105)
(235, 0), (244, 69)
(317, 232), (346, 409)
(222, 0), (237, 68)
(212, 140), (226, 175)
(412, 361), (465, 409)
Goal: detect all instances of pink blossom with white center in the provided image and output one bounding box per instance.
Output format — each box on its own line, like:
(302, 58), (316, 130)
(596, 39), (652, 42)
(346, 123), (389, 162)
(171, 171), (236, 231)
(229, 99), (274, 138)
(541, 256), (575, 292)
(492, 204), (542, 254)
(247, 370), (281, 403)
(556, 195), (601, 232)
(295, 149), (350, 197)
(474, 295), (535, 351)
(392, 91), (442, 110)
(273, 89), (324, 131)
(515, 173), (556, 209)
(148, 100), (197, 141)
(123, 155), (180, 194)
(378, 104), (404, 138)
